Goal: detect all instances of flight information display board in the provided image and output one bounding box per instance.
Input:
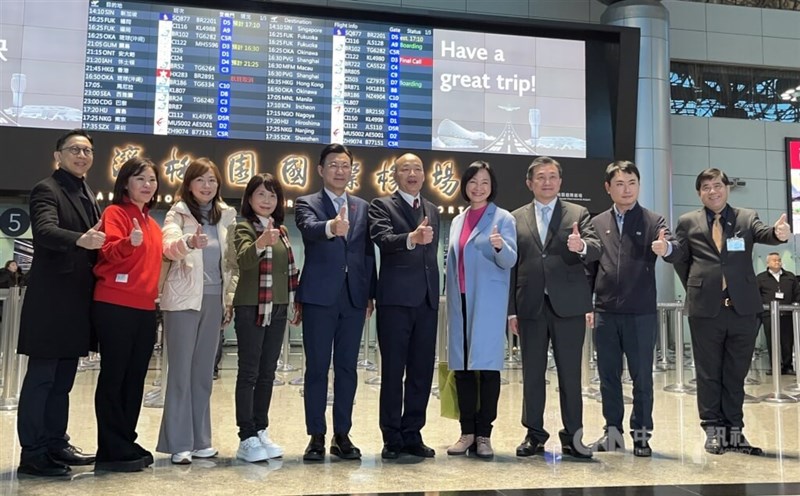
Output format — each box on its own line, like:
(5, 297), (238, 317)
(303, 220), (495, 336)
(82, 2), (434, 149)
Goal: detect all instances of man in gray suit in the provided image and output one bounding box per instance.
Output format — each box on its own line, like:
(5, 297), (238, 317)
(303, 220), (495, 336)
(509, 156), (601, 459)
(673, 168), (789, 455)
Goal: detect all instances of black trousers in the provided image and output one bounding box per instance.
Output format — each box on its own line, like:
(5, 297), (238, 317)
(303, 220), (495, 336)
(455, 370), (500, 437)
(595, 312), (657, 437)
(93, 302), (156, 462)
(761, 313), (794, 372)
(376, 302), (437, 447)
(234, 304), (287, 441)
(17, 357), (78, 460)
(689, 307), (758, 430)
(519, 296), (584, 444)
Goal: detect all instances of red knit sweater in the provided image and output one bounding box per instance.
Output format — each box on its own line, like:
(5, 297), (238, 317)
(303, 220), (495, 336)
(93, 201), (163, 310)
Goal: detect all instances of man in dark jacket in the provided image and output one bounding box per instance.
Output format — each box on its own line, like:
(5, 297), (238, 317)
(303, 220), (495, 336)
(587, 161), (682, 457)
(16, 129), (104, 476)
(756, 252), (800, 375)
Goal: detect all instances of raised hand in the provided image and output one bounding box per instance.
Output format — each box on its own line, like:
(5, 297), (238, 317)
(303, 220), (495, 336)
(256, 218), (280, 249)
(774, 213), (791, 242)
(190, 224), (208, 249)
(489, 224), (503, 250)
(567, 222), (584, 253)
(130, 218), (143, 247)
(651, 228), (669, 256)
(331, 206), (350, 237)
(411, 216), (434, 245)
(76, 219), (106, 250)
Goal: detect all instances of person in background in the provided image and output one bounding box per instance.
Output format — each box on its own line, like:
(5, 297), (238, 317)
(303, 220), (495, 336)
(232, 173), (300, 462)
(756, 253), (800, 375)
(445, 161), (517, 459)
(92, 157), (162, 472)
(0, 260), (25, 288)
(156, 158), (238, 465)
(17, 129), (101, 477)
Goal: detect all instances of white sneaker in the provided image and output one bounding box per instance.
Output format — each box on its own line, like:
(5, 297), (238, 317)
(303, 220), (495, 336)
(257, 429), (284, 459)
(171, 451), (192, 464)
(237, 436), (268, 462)
(191, 447), (218, 458)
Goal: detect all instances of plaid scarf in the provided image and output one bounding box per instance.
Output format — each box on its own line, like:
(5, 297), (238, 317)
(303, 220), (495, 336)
(252, 217), (299, 327)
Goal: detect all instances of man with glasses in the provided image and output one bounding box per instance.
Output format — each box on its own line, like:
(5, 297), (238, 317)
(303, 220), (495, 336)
(368, 153), (439, 460)
(17, 129), (105, 476)
(672, 168), (790, 455)
(295, 143), (376, 462)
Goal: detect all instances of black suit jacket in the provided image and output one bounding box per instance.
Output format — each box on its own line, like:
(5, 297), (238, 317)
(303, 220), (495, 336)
(756, 269), (800, 312)
(510, 198), (601, 319)
(673, 206), (784, 318)
(18, 169), (101, 358)
(368, 192), (440, 309)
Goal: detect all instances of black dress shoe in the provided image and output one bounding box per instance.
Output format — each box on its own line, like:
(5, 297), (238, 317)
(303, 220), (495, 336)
(134, 443), (154, 467)
(727, 432), (763, 456)
(766, 369), (774, 376)
(330, 433), (361, 460)
(381, 444), (401, 460)
(18, 453), (71, 477)
(633, 440), (652, 457)
(783, 368), (796, 376)
(303, 434), (326, 462)
(516, 436), (545, 457)
(95, 456), (144, 473)
(704, 433), (725, 455)
(590, 433), (625, 453)
(559, 431), (593, 459)
(402, 442), (435, 458)
(49, 444), (95, 466)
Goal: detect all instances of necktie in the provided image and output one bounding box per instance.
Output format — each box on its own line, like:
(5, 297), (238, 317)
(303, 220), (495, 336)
(413, 198), (419, 210)
(333, 196), (345, 215)
(539, 206), (551, 243)
(712, 213), (726, 290)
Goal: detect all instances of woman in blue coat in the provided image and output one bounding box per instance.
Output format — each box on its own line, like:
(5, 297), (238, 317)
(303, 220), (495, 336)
(445, 161), (517, 459)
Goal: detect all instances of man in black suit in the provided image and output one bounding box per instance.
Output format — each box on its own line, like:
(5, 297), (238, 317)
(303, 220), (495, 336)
(17, 129), (104, 476)
(586, 161), (682, 457)
(756, 252), (800, 375)
(509, 156), (601, 459)
(673, 168), (789, 455)
(368, 153), (440, 460)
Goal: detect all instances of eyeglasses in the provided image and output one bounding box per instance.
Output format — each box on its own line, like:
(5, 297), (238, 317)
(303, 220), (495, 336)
(324, 161), (351, 171)
(60, 146), (94, 157)
(700, 183), (726, 193)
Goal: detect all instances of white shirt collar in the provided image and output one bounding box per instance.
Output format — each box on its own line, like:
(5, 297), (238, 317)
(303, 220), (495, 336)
(324, 188), (347, 205)
(397, 189), (419, 207)
(534, 197), (558, 211)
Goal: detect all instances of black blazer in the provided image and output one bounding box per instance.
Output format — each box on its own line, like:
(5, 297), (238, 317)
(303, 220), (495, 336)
(756, 269), (800, 310)
(673, 206), (784, 318)
(18, 169), (101, 358)
(368, 192), (440, 309)
(509, 198), (601, 319)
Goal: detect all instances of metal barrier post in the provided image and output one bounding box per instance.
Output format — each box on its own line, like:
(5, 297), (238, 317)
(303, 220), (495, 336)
(656, 308), (671, 371)
(760, 301), (797, 403)
(581, 323), (599, 399)
(365, 342), (382, 385)
(276, 321), (296, 372)
(0, 289), (21, 410)
(785, 306), (800, 393)
(357, 318), (374, 369)
(664, 304), (696, 393)
(432, 296), (448, 397)
(143, 321), (167, 408)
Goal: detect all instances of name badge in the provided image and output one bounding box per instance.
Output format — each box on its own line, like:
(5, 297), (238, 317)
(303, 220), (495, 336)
(776, 291), (785, 300)
(727, 237), (745, 252)
(116, 273), (129, 284)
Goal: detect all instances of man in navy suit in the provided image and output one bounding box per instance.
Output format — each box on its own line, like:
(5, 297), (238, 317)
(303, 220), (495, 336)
(368, 153), (440, 460)
(295, 143), (376, 461)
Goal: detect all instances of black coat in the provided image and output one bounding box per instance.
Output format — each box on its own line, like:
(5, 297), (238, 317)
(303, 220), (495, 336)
(18, 169), (101, 358)
(756, 268), (800, 313)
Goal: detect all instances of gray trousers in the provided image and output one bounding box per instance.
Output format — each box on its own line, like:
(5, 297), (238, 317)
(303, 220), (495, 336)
(156, 294), (223, 454)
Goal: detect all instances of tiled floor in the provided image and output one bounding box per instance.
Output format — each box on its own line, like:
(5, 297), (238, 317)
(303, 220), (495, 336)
(2, 348), (800, 496)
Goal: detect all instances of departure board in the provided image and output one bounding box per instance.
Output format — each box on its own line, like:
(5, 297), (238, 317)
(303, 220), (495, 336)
(81, 2), (434, 149)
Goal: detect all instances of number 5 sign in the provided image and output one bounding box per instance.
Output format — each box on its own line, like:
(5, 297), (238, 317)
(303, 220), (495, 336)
(0, 208), (30, 237)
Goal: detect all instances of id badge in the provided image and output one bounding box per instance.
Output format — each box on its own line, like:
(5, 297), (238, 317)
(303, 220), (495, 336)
(776, 292), (785, 300)
(727, 237), (745, 252)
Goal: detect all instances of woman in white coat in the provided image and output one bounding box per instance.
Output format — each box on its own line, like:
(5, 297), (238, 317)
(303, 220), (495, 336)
(445, 161), (517, 459)
(156, 158), (238, 464)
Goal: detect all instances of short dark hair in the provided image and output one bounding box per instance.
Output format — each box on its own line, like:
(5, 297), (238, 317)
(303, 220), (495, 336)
(605, 160), (640, 183)
(113, 157), (159, 210)
(318, 143), (352, 166)
(767, 252), (781, 258)
(460, 160), (497, 203)
(527, 156), (562, 180)
(240, 173), (285, 227)
(55, 129), (93, 151)
(695, 168), (731, 191)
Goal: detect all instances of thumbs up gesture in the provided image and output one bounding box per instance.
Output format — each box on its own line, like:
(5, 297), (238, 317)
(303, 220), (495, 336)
(189, 224), (208, 250)
(567, 221), (584, 253)
(256, 218), (281, 249)
(411, 216), (434, 245)
(331, 206), (350, 237)
(130, 218), (143, 247)
(774, 213), (791, 242)
(651, 228), (669, 256)
(77, 219), (106, 250)
(489, 224), (503, 250)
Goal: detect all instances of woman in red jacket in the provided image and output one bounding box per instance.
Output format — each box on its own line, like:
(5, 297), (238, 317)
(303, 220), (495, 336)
(92, 157), (162, 472)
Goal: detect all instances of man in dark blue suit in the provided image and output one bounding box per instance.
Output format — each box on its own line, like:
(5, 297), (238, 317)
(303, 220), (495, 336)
(295, 143), (375, 461)
(368, 153), (440, 460)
